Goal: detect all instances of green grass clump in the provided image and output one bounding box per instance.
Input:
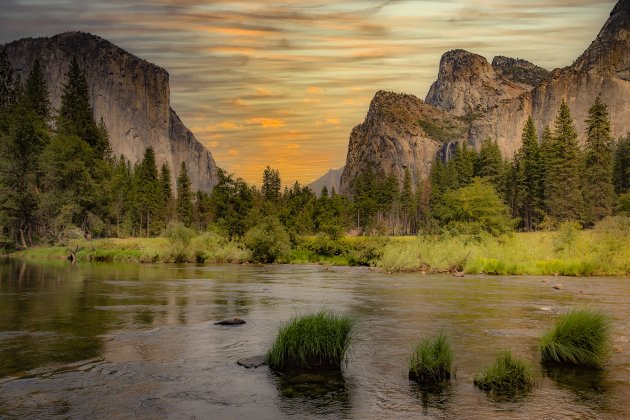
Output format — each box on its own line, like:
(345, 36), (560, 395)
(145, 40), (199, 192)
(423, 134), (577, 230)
(408, 333), (453, 384)
(266, 311), (355, 371)
(473, 351), (534, 393)
(540, 308), (610, 367)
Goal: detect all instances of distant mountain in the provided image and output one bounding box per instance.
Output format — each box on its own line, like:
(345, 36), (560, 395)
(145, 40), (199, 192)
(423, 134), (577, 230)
(2, 32), (218, 191)
(308, 168), (344, 196)
(341, 0), (630, 193)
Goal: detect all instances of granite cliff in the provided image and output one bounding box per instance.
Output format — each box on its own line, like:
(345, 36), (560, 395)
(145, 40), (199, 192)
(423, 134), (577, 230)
(308, 168), (344, 196)
(341, 0), (630, 192)
(2, 32), (218, 191)
(339, 91), (466, 194)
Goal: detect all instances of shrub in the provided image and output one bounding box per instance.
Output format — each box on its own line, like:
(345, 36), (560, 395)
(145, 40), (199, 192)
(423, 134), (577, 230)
(266, 311), (355, 370)
(553, 221), (581, 254)
(408, 333), (453, 384)
(473, 351), (534, 393)
(539, 308), (610, 367)
(244, 217), (291, 263)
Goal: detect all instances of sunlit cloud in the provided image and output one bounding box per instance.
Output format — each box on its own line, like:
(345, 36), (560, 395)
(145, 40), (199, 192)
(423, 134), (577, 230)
(0, 0), (614, 185)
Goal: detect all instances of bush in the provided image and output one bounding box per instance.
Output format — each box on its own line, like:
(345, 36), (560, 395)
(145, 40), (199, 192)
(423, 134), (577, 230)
(302, 234), (349, 257)
(408, 333), (453, 384)
(163, 222), (196, 262)
(473, 351), (534, 393)
(244, 216), (291, 263)
(266, 311), (355, 370)
(540, 308), (611, 367)
(553, 221), (581, 254)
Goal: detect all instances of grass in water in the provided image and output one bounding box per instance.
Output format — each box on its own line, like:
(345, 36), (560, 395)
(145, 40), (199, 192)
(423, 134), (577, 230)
(540, 308), (610, 368)
(266, 311), (355, 371)
(473, 351), (534, 393)
(408, 333), (453, 384)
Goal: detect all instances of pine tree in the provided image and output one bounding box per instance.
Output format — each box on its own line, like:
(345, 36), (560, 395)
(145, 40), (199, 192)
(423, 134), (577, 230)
(582, 96), (615, 224)
(399, 168), (414, 234)
(613, 134), (630, 194)
(21, 60), (50, 121)
(539, 125), (553, 211)
(261, 166), (281, 202)
(515, 117), (544, 230)
(176, 162), (193, 226)
(134, 147), (162, 236)
(475, 139), (503, 188)
(160, 162), (173, 207)
(0, 49), (15, 115)
(56, 58), (107, 157)
(545, 100), (583, 222)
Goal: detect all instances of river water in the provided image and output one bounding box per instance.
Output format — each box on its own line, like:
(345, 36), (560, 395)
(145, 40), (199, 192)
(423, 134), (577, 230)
(0, 259), (628, 419)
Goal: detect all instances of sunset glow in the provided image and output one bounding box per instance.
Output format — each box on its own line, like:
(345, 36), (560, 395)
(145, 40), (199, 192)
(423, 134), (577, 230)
(0, 0), (614, 185)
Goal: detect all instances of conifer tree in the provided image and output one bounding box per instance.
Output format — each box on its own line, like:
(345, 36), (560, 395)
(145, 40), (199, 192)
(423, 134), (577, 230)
(400, 168), (414, 234)
(582, 96), (615, 224)
(613, 134), (630, 194)
(476, 139), (503, 189)
(261, 166), (281, 202)
(176, 162), (193, 226)
(0, 49), (15, 115)
(134, 147), (161, 235)
(545, 100), (583, 222)
(539, 125), (552, 211)
(515, 117), (544, 230)
(56, 58), (107, 157)
(160, 162), (173, 207)
(21, 60), (50, 122)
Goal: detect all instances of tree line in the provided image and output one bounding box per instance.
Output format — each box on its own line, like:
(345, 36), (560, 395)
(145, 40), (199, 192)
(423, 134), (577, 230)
(1, 48), (629, 250)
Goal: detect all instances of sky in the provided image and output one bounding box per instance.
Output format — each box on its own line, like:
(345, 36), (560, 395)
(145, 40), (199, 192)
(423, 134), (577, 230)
(0, 0), (616, 185)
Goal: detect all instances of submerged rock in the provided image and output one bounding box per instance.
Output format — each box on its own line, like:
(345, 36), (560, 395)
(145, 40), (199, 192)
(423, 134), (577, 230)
(553, 284), (563, 290)
(238, 355), (267, 368)
(453, 271), (465, 278)
(214, 318), (246, 326)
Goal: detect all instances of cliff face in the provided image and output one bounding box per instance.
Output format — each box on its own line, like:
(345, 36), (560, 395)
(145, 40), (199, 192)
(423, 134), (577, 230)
(339, 91), (466, 194)
(308, 168), (344, 196)
(428, 0), (630, 157)
(2, 32), (218, 191)
(342, 0), (630, 191)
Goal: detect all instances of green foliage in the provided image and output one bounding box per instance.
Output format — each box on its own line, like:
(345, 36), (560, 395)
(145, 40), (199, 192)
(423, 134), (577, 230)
(244, 216), (291, 263)
(545, 101), (583, 221)
(132, 147), (164, 236)
(209, 168), (254, 239)
(408, 333), (453, 384)
(582, 96), (615, 225)
(262, 165), (281, 202)
(266, 311), (355, 370)
(436, 178), (515, 236)
(176, 162), (193, 226)
(515, 117), (544, 230)
(552, 221), (581, 254)
(418, 116), (465, 143)
(476, 139), (503, 188)
(540, 308), (611, 367)
(164, 221), (195, 262)
(613, 134), (630, 194)
(473, 351), (534, 393)
(618, 192), (630, 216)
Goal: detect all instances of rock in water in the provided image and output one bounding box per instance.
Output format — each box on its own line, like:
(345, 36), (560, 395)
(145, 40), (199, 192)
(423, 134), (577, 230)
(214, 318), (246, 326)
(2, 32), (218, 192)
(237, 355), (267, 369)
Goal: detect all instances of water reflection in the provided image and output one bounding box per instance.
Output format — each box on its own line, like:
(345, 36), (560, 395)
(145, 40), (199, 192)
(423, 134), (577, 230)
(273, 369), (352, 417)
(543, 364), (612, 411)
(410, 381), (452, 415)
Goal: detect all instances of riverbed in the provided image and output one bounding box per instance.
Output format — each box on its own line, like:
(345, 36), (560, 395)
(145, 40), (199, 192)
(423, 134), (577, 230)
(0, 259), (628, 418)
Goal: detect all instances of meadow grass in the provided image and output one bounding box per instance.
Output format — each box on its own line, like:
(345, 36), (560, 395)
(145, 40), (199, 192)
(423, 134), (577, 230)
(473, 350), (535, 393)
(408, 333), (453, 384)
(266, 311), (355, 371)
(540, 308), (611, 368)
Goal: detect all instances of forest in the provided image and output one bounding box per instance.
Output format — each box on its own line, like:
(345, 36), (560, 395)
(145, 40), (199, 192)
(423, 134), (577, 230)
(1, 51), (630, 268)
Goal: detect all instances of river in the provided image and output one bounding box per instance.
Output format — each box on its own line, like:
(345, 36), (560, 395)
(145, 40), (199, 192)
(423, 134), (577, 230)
(0, 259), (628, 419)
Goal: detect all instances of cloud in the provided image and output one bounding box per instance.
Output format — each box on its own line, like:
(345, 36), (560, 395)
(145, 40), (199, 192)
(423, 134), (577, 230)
(307, 86), (323, 94)
(246, 117), (285, 128)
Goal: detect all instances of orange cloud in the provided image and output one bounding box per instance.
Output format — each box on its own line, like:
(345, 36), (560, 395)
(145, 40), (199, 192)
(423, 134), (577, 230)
(228, 149), (240, 156)
(246, 117), (285, 128)
(307, 86), (323, 94)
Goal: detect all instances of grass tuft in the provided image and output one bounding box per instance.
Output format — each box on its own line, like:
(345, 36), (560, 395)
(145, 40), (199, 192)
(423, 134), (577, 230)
(266, 311), (355, 371)
(539, 308), (610, 368)
(473, 351), (534, 393)
(408, 332), (453, 384)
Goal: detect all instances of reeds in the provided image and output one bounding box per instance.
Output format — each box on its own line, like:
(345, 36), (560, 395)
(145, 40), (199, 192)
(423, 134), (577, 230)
(266, 311), (355, 370)
(408, 333), (453, 384)
(473, 351), (534, 393)
(540, 308), (610, 367)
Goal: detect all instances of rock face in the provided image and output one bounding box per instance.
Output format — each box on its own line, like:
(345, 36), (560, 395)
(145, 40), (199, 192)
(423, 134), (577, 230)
(428, 0), (630, 157)
(339, 91), (466, 194)
(308, 168), (344, 196)
(342, 0), (630, 189)
(2, 32), (218, 192)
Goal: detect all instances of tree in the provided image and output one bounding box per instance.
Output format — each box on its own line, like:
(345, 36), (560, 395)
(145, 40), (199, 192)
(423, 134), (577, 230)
(582, 97), (615, 224)
(261, 166), (281, 202)
(176, 162), (193, 226)
(545, 100), (583, 222)
(56, 58), (108, 157)
(244, 216), (291, 263)
(209, 168), (254, 238)
(0, 49), (15, 114)
(613, 134), (630, 195)
(435, 178), (515, 236)
(515, 117), (544, 230)
(539, 125), (553, 211)
(476, 139), (503, 188)
(133, 147), (162, 236)
(399, 168), (415, 234)
(21, 60), (50, 122)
